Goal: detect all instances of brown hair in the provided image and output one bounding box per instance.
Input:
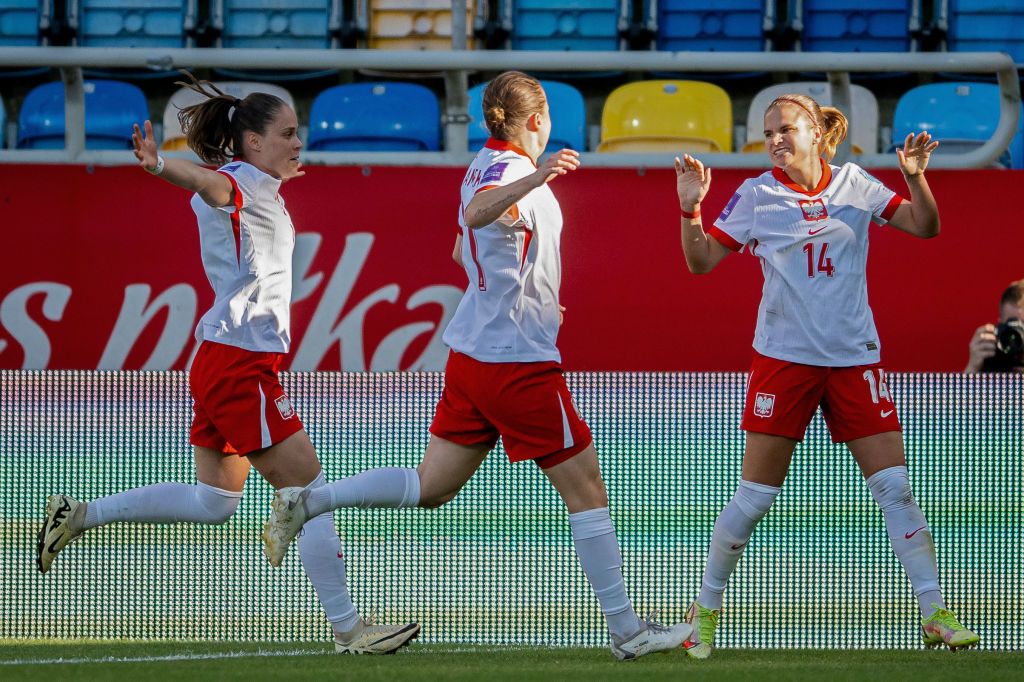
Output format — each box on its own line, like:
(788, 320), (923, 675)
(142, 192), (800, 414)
(482, 71), (547, 140)
(175, 71), (286, 165)
(1000, 279), (1024, 309)
(766, 93), (849, 161)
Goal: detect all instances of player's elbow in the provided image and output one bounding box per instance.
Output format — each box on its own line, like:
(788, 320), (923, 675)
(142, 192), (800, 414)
(463, 207), (486, 230)
(921, 217), (941, 239)
(685, 256), (715, 275)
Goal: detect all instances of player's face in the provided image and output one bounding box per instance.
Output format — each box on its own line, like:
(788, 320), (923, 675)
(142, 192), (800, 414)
(763, 105), (820, 168)
(257, 105), (303, 181)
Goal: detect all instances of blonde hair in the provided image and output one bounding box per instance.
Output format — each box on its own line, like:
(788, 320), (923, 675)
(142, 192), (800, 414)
(766, 93), (848, 161)
(482, 71), (547, 140)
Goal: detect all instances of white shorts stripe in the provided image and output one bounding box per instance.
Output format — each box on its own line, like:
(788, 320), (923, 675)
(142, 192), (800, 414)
(556, 393), (574, 450)
(258, 382), (271, 449)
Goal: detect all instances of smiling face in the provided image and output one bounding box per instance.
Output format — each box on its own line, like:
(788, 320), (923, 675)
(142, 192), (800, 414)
(763, 103), (821, 169)
(245, 105), (303, 181)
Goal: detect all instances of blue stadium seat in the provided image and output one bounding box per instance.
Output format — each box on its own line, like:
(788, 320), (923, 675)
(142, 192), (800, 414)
(467, 80), (586, 153)
(893, 83), (1024, 169)
(0, 96), (6, 149)
(307, 83), (440, 151)
(215, 0), (338, 49)
(16, 80), (149, 150)
(944, 0), (1024, 66)
(71, 0), (193, 47)
(655, 0), (771, 52)
(798, 0), (915, 52)
(0, 0), (49, 46)
(508, 0), (624, 51)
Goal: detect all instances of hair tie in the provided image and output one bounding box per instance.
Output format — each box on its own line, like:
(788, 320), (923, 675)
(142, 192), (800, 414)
(233, 98), (242, 108)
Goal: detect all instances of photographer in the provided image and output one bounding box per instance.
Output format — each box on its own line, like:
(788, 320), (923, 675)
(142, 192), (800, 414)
(965, 279), (1024, 373)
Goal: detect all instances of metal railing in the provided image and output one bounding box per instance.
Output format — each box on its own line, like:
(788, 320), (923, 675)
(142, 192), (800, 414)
(0, 46), (1018, 168)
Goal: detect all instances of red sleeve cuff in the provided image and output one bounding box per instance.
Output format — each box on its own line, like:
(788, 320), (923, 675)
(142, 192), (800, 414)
(474, 183), (500, 195)
(707, 226), (744, 252)
(880, 194), (904, 222)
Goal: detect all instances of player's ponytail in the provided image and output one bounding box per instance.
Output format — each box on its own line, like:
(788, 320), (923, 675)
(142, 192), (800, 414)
(483, 71), (546, 140)
(767, 94), (849, 162)
(175, 71), (286, 165)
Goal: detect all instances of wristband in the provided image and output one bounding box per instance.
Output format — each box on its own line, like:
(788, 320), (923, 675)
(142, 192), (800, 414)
(680, 206), (701, 220)
(146, 155), (165, 175)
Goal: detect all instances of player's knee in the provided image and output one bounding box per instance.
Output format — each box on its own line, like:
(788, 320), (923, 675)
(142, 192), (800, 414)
(195, 482), (242, 524)
(866, 466), (914, 511)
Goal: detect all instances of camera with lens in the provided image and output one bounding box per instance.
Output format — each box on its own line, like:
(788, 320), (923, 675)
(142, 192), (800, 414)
(982, 318), (1024, 372)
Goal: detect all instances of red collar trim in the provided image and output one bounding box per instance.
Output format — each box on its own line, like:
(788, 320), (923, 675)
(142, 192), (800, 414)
(772, 157), (833, 196)
(485, 137), (536, 167)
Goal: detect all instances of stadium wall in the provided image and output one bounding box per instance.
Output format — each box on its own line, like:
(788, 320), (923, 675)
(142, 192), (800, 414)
(2, 166), (1022, 372)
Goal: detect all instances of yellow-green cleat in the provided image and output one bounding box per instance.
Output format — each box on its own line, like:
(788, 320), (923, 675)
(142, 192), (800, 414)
(682, 601), (720, 660)
(921, 604), (979, 650)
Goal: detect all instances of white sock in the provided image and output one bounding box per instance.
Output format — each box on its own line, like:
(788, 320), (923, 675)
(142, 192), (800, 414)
(866, 466), (945, 618)
(82, 481), (241, 530)
(698, 480), (780, 610)
(304, 468), (420, 517)
(569, 507), (642, 640)
(297, 473), (360, 633)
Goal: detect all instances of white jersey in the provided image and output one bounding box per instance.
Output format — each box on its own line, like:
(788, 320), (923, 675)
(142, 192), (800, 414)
(191, 161), (294, 353)
(709, 160), (904, 367)
(443, 138), (564, 363)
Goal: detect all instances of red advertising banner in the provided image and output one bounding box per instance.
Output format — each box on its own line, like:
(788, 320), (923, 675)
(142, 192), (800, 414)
(2, 164), (1021, 372)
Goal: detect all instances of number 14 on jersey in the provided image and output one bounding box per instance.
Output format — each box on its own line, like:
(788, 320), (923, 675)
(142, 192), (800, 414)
(802, 242), (835, 278)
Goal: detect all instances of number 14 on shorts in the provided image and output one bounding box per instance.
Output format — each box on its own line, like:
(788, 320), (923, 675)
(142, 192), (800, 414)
(863, 368), (893, 413)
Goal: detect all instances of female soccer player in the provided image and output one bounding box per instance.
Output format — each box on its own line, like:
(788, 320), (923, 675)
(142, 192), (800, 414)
(36, 74), (418, 655)
(674, 93), (979, 657)
(261, 71), (691, 661)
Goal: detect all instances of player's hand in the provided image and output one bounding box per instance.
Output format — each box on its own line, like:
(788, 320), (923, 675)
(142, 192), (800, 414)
(965, 323), (997, 373)
(132, 120), (160, 172)
(897, 131), (939, 177)
(559, 304), (566, 326)
(536, 148), (580, 185)
(675, 154), (712, 212)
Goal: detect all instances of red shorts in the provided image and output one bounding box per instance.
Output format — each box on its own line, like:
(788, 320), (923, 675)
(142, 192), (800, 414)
(189, 341), (304, 455)
(429, 351), (593, 469)
(742, 352), (902, 443)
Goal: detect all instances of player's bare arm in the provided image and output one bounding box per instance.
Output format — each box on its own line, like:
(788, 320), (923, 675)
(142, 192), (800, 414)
(675, 154), (730, 274)
(464, 149), (580, 229)
(452, 234), (464, 267)
(887, 131), (941, 239)
(132, 119), (234, 208)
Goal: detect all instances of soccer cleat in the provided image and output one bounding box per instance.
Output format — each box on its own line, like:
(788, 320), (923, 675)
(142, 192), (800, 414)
(334, 615), (421, 655)
(37, 494), (85, 574)
(262, 486), (310, 567)
(921, 604), (979, 650)
(682, 601), (720, 660)
(609, 610), (692, 661)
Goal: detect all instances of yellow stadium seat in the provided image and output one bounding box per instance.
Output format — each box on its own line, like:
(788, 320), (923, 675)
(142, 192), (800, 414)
(367, 0), (475, 50)
(598, 80), (733, 153)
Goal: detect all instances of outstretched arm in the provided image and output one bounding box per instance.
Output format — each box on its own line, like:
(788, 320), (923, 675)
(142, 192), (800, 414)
(675, 154), (730, 274)
(887, 132), (941, 239)
(463, 149), (580, 229)
(132, 120), (234, 208)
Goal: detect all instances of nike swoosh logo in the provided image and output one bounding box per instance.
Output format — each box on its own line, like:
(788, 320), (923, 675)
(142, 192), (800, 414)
(905, 526), (927, 539)
(808, 226), (828, 235)
(880, 409), (894, 418)
(730, 542), (748, 550)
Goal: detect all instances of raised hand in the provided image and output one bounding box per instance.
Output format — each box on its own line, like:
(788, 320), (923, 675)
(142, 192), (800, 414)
(132, 120), (159, 171)
(896, 131), (939, 177)
(675, 154), (712, 211)
(537, 148), (581, 185)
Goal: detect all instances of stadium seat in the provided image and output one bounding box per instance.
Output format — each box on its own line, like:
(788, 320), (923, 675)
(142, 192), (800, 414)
(943, 0), (1024, 66)
(467, 80), (586, 153)
(0, 95), (6, 149)
(214, 0), (339, 49)
(161, 82), (297, 151)
(17, 80), (149, 150)
(797, 0), (916, 52)
(598, 80), (732, 153)
(508, 0), (624, 51)
(70, 0), (194, 47)
(742, 82), (879, 154)
(655, 0), (771, 52)
(0, 0), (50, 45)
(892, 82), (1024, 169)
(307, 82), (440, 151)
(364, 0), (476, 49)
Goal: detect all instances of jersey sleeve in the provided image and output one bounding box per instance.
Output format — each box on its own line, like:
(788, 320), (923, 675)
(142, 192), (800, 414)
(850, 164), (904, 225)
(709, 179), (757, 251)
(471, 156), (535, 229)
(215, 162), (268, 212)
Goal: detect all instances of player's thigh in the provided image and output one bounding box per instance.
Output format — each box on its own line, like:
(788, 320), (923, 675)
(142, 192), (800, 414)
(541, 443), (608, 513)
(740, 432), (799, 487)
(847, 431), (906, 479)
(247, 430), (323, 489)
(194, 446), (251, 492)
(417, 435), (490, 508)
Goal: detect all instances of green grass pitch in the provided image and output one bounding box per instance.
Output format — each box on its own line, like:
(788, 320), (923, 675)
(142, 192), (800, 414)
(1, 641), (1021, 682)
